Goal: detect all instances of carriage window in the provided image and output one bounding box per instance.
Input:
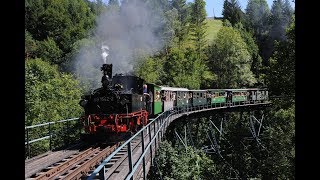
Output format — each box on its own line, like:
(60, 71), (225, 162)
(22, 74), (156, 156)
(200, 93), (203, 98)
(156, 90), (161, 101)
(189, 93), (192, 98)
(183, 93), (186, 98)
(216, 92), (219, 97)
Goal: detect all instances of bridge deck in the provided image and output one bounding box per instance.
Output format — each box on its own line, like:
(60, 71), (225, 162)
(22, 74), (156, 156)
(87, 101), (271, 179)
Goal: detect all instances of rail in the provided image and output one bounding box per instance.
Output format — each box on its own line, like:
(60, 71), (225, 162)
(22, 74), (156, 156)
(25, 118), (80, 159)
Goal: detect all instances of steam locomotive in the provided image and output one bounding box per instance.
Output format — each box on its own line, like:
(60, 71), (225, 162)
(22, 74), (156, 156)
(79, 63), (149, 142)
(79, 63), (269, 142)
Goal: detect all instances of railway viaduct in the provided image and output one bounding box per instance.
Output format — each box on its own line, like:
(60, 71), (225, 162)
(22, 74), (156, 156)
(88, 102), (271, 180)
(25, 101), (271, 180)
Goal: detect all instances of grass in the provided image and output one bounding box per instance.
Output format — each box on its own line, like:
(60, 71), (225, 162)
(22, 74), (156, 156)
(205, 18), (223, 44)
(178, 18), (223, 49)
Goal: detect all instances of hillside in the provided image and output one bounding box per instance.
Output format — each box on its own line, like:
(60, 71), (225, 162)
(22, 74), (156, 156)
(205, 18), (223, 43)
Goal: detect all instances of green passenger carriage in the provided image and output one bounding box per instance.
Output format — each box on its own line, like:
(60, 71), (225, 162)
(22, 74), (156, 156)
(190, 90), (207, 106)
(207, 89), (226, 105)
(146, 83), (162, 116)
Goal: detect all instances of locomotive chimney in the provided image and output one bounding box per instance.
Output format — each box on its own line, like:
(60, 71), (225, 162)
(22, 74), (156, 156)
(101, 64), (112, 78)
(101, 64), (113, 88)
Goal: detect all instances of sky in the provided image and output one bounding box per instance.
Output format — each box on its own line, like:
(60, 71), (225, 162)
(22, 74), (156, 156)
(186, 0), (295, 17)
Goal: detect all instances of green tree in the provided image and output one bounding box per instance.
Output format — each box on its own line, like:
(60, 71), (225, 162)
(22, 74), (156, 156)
(86, 0), (107, 17)
(207, 26), (256, 88)
(260, 103), (295, 179)
(134, 56), (164, 84)
(171, 0), (189, 49)
(161, 47), (213, 89)
(245, 0), (271, 64)
(25, 0), (95, 65)
(234, 23), (264, 86)
(245, 0), (271, 35)
(270, 0), (294, 41)
(25, 58), (83, 126)
(36, 37), (63, 64)
(25, 30), (38, 60)
(149, 141), (219, 180)
(264, 0), (294, 63)
(266, 16), (295, 97)
(222, 0), (245, 27)
(190, 0), (207, 60)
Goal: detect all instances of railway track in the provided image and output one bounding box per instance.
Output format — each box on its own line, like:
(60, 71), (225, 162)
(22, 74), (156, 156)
(26, 125), (157, 180)
(86, 128), (156, 179)
(27, 143), (120, 180)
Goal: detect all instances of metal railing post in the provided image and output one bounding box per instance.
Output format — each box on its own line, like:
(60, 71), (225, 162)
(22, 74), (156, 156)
(78, 118), (82, 138)
(48, 122), (52, 151)
(65, 120), (69, 146)
(141, 130), (146, 180)
(127, 141), (133, 180)
(148, 125), (153, 165)
(154, 120), (157, 152)
(99, 166), (106, 179)
(26, 128), (30, 159)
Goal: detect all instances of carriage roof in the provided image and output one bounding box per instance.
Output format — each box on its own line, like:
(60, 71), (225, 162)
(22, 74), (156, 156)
(160, 86), (189, 91)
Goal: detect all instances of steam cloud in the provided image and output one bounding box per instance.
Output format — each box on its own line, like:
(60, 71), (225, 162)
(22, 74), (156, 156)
(101, 45), (109, 64)
(73, 0), (167, 90)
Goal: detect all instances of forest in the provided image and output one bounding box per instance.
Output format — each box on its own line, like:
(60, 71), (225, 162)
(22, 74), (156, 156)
(25, 0), (295, 179)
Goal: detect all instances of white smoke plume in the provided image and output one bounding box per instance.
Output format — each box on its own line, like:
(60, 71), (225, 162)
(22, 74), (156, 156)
(101, 45), (109, 64)
(72, 0), (167, 91)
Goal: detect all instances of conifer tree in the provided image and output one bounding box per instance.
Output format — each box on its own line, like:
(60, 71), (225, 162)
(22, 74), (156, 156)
(190, 0), (207, 60)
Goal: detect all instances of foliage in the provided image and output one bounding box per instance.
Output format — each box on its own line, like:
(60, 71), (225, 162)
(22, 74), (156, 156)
(245, 0), (271, 64)
(207, 26), (256, 88)
(86, 0), (107, 17)
(222, 0), (245, 27)
(134, 55), (164, 84)
(149, 140), (219, 180)
(25, 58), (84, 158)
(171, 0), (190, 49)
(190, 0), (207, 60)
(25, 30), (38, 60)
(245, 0), (271, 35)
(270, 0), (294, 42)
(36, 37), (63, 64)
(25, 0), (96, 64)
(234, 23), (264, 86)
(266, 15), (295, 97)
(162, 47), (214, 89)
(25, 58), (83, 126)
(260, 103), (295, 179)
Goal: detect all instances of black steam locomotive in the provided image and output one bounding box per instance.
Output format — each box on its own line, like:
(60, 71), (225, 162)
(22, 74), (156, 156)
(79, 64), (149, 141)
